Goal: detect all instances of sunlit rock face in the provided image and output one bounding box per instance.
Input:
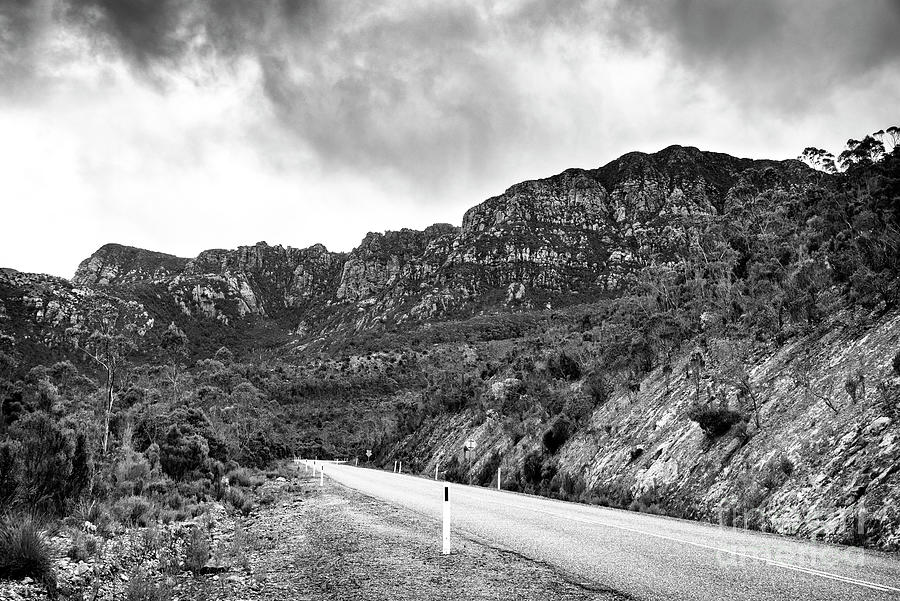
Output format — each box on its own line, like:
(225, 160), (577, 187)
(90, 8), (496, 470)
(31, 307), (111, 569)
(73, 244), (189, 286)
(13, 145), (815, 344)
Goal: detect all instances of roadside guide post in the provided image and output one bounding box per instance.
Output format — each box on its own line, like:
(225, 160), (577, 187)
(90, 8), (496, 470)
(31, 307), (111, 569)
(393, 460), (397, 473)
(320, 465), (324, 487)
(498, 464), (501, 490)
(442, 486), (451, 555)
(398, 460), (402, 474)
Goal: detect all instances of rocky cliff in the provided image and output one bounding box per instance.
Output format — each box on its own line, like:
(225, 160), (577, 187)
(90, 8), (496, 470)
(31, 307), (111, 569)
(52, 145), (815, 345)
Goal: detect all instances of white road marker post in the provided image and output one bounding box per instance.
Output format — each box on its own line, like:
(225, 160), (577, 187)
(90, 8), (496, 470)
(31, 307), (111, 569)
(393, 460), (397, 473)
(442, 486), (451, 555)
(497, 465), (501, 490)
(434, 462), (438, 480)
(398, 461), (402, 474)
(320, 465), (324, 487)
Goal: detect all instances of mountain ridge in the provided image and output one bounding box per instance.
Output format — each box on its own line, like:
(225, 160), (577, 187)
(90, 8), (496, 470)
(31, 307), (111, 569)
(58, 144), (816, 341)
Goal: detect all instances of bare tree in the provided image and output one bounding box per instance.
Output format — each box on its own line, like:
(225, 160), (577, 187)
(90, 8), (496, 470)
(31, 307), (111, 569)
(67, 299), (144, 453)
(790, 350), (840, 414)
(161, 322), (189, 404)
(707, 338), (774, 430)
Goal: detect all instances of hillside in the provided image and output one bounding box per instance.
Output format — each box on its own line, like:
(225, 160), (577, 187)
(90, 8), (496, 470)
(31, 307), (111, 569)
(2, 138), (899, 553)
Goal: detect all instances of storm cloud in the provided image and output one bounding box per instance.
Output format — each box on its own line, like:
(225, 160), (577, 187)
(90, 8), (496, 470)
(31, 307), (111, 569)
(1, 0), (898, 277)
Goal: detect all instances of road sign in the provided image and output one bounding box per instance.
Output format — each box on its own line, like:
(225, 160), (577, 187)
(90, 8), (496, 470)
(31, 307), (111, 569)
(366, 449), (372, 458)
(464, 439), (477, 450)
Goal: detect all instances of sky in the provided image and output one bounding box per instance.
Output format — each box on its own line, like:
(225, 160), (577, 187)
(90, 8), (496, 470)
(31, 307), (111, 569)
(1, 0), (899, 278)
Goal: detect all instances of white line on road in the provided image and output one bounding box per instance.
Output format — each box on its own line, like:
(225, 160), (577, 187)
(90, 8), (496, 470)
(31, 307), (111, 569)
(453, 489), (900, 595)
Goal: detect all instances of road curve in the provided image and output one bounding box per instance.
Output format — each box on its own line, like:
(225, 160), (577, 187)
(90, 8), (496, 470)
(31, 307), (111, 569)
(309, 461), (900, 601)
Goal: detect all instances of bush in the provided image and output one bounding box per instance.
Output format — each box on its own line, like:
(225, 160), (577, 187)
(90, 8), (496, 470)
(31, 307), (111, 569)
(687, 405), (745, 438)
(67, 529), (97, 562)
(0, 513), (56, 591)
(183, 526), (209, 575)
(442, 456), (468, 484)
(522, 451), (543, 486)
(542, 417), (571, 454)
(8, 412), (90, 514)
(224, 487), (253, 516)
(759, 454), (794, 492)
(548, 352), (582, 381)
(0, 441), (20, 509)
(227, 468), (264, 489)
(585, 372), (614, 405)
(125, 568), (172, 601)
(113, 496), (155, 527)
(559, 473), (586, 500)
(475, 452), (501, 487)
(893, 350), (900, 377)
(115, 449), (152, 496)
(159, 425), (209, 481)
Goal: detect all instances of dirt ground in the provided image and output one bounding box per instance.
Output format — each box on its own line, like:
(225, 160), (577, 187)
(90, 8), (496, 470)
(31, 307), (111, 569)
(0, 472), (626, 601)
(195, 475), (626, 601)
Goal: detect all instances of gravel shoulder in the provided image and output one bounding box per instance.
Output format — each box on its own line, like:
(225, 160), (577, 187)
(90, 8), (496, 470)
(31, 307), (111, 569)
(297, 479), (627, 601)
(1, 469), (628, 600)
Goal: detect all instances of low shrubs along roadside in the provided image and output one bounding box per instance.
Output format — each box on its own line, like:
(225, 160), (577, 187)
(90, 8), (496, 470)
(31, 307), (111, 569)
(0, 411), (279, 595)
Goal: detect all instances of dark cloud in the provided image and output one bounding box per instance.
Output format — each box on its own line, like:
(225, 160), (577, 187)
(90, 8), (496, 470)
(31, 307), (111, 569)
(0, 0), (53, 96)
(2, 0), (899, 198)
(71, 0), (191, 68)
(615, 0), (900, 110)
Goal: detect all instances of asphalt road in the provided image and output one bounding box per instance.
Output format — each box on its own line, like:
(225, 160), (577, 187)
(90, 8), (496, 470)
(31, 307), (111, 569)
(307, 461), (900, 601)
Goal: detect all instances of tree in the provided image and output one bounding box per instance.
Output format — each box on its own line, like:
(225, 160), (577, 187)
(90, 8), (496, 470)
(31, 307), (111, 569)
(707, 338), (772, 429)
(838, 136), (886, 171)
(0, 350), (17, 433)
(799, 147), (837, 174)
(160, 322), (189, 404)
(791, 350), (840, 413)
(66, 300), (144, 454)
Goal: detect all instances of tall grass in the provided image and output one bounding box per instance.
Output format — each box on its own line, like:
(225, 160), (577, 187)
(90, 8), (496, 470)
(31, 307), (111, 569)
(0, 512), (56, 593)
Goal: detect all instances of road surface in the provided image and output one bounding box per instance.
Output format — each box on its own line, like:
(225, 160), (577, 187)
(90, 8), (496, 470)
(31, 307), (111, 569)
(308, 461), (900, 601)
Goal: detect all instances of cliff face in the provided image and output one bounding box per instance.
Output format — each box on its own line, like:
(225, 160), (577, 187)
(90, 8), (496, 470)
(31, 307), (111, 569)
(55, 146), (815, 338)
(73, 244), (189, 286)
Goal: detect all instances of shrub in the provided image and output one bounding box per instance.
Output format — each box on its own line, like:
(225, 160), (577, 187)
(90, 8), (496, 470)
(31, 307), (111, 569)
(66, 431), (93, 503)
(0, 513), (56, 591)
(9, 412), (85, 514)
(687, 405), (745, 438)
(125, 568), (172, 601)
(893, 350), (900, 377)
(113, 496), (155, 527)
(442, 456), (468, 484)
(183, 526), (209, 575)
(585, 372), (614, 405)
(224, 487), (253, 515)
(559, 473), (586, 500)
(0, 441), (20, 509)
(227, 468), (264, 489)
(759, 454), (794, 492)
(542, 417), (571, 454)
(475, 452), (501, 487)
(115, 449), (152, 496)
(548, 352), (582, 381)
(522, 451), (543, 486)
(159, 425), (209, 482)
